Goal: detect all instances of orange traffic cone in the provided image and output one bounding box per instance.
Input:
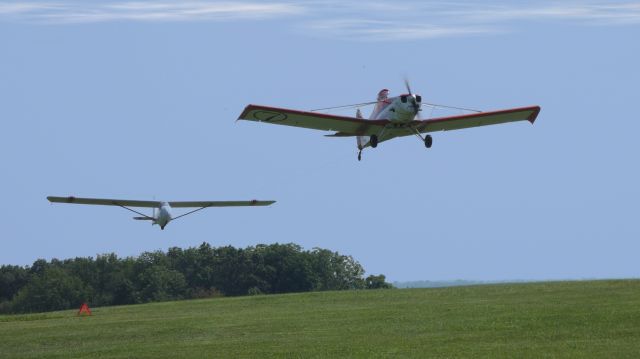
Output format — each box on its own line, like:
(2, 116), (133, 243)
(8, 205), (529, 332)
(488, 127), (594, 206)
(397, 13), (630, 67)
(77, 303), (92, 316)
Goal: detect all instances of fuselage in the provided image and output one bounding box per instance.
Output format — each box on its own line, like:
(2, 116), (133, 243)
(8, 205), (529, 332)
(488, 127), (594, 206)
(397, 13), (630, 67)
(154, 202), (173, 230)
(370, 93), (422, 122)
(356, 90), (422, 151)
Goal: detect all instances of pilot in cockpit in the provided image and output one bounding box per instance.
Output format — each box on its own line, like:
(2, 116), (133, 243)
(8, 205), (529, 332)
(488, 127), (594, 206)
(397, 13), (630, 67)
(377, 89), (389, 102)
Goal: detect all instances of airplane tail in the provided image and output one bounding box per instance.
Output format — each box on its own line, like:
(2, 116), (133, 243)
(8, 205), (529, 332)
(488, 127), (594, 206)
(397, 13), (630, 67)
(133, 207), (158, 225)
(355, 108), (369, 150)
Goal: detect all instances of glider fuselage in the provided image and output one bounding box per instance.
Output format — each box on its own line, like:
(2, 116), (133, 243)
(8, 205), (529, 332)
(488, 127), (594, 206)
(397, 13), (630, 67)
(154, 202), (173, 229)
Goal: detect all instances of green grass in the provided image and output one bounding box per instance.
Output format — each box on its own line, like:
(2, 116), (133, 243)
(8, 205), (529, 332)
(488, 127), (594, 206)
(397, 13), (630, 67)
(1, 280), (640, 358)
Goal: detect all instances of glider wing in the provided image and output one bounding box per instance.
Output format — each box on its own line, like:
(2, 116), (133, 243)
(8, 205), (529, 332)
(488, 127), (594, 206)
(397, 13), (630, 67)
(168, 200), (276, 208)
(47, 197), (275, 208)
(47, 196), (161, 208)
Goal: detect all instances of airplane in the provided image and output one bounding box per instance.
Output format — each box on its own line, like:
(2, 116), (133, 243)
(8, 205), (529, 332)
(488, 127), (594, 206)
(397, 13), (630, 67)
(47, 196), (276, 230)
(238, 82), (540, 161)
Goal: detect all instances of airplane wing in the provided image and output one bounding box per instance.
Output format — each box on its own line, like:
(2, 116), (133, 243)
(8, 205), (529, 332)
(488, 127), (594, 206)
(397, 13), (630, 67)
(416, 106), (540, 133)
(169, 200), (276, 208)
(238, 104), (387, 135)
(47, 196), (161, 207)
(48, 196), (276, 208)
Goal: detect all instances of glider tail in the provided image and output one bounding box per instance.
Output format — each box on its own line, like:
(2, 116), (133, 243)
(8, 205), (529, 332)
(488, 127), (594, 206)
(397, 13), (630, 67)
(133, 207), (158, 225)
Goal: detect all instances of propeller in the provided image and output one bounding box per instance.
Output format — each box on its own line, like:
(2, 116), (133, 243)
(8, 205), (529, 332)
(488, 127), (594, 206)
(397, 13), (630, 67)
(404, 77), (413, 96)
(404, 77), (420, 117)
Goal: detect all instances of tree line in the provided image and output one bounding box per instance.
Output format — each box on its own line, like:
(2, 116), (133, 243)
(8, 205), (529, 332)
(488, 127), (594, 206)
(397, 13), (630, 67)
(0, 242), (391, 314)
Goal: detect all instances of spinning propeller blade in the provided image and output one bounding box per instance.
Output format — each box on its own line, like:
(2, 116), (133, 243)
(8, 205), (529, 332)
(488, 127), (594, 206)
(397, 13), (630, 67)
(404, 77), (420, 116)
(404, 77), (413, 95)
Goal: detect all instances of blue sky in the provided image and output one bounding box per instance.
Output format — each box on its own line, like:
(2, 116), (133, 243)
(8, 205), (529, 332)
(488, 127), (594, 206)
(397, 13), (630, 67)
(1, 1), (639, 281)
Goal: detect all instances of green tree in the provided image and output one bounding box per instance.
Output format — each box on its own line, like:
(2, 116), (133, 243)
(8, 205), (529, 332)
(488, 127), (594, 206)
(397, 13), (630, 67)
(1, 242), (385, 313)
(365, 274), (393, 289)
(138, 266), (187, 302)
(255, 243), (314, 294)
(211, 246), (257, 296)
(0, 265), (29, 302)
(11, 267), (89, 313)
(309, 248), (365, 290)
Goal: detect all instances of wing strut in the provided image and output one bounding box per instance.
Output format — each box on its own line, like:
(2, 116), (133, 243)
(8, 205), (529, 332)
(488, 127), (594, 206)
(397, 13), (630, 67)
(117, 205), (155, 220)
(171, 206), (211, 221)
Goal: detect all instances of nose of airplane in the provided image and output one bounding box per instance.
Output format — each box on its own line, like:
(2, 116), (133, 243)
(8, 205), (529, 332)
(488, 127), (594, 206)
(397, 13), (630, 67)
(400, 94), (421, 116)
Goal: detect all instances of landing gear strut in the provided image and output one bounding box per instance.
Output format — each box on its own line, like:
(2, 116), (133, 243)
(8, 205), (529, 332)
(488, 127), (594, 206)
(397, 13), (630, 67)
(409, 127), (433, 149)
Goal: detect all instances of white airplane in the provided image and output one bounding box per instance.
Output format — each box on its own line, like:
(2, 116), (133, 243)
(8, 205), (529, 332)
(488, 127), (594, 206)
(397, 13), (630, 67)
(47, 196), (276, 230)
(238, 82), (540, 160)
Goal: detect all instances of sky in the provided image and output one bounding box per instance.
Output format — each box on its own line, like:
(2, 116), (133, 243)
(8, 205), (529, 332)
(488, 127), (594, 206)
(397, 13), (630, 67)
(1, 0), (639, 282)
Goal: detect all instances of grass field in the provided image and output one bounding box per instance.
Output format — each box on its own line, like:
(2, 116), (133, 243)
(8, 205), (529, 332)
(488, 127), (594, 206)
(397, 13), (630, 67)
(1, 280), (640, 358)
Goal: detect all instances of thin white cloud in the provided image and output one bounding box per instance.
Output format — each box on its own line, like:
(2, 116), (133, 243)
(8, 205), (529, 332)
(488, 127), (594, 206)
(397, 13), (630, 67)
(306, 18), (493, 41)
(445, 3), (640, 25)
(0, 3), (60, 15)
(0, 1), (302, 24)
(1, 1), (639, 41)
(303, 1), (640, 41)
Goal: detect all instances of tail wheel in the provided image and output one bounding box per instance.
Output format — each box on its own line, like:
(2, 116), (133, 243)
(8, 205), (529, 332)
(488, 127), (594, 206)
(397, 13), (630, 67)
(370, 135), (378, 148)
(425, 135), (433, 148)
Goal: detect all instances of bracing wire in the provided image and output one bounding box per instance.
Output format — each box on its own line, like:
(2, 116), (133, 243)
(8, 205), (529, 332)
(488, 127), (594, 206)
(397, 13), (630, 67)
(309, 101), (377, 112)
(309, 93), (481, 115)
(423, 103), (482, 113)
(171, 206), (211, 221)
(310, 101), (480, 114)
(118, 205), (155, 220)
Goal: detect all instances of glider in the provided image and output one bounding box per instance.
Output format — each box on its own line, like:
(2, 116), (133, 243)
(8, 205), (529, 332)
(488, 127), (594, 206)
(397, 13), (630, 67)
(238, 82), (540, 161)
(47, 196), (276, 230)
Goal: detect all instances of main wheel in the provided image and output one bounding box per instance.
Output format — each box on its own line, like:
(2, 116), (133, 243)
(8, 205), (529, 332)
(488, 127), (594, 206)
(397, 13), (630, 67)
(370, 135), (378, 148)
(424, 135), (433, 148)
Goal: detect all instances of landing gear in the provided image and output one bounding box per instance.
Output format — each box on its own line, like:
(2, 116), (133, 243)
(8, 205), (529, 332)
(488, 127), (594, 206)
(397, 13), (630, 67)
(370, 135), (378, 148)
(357, 150), (362, 161)
(409, 127), (433, 149)
(424, 135), (433, 148)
